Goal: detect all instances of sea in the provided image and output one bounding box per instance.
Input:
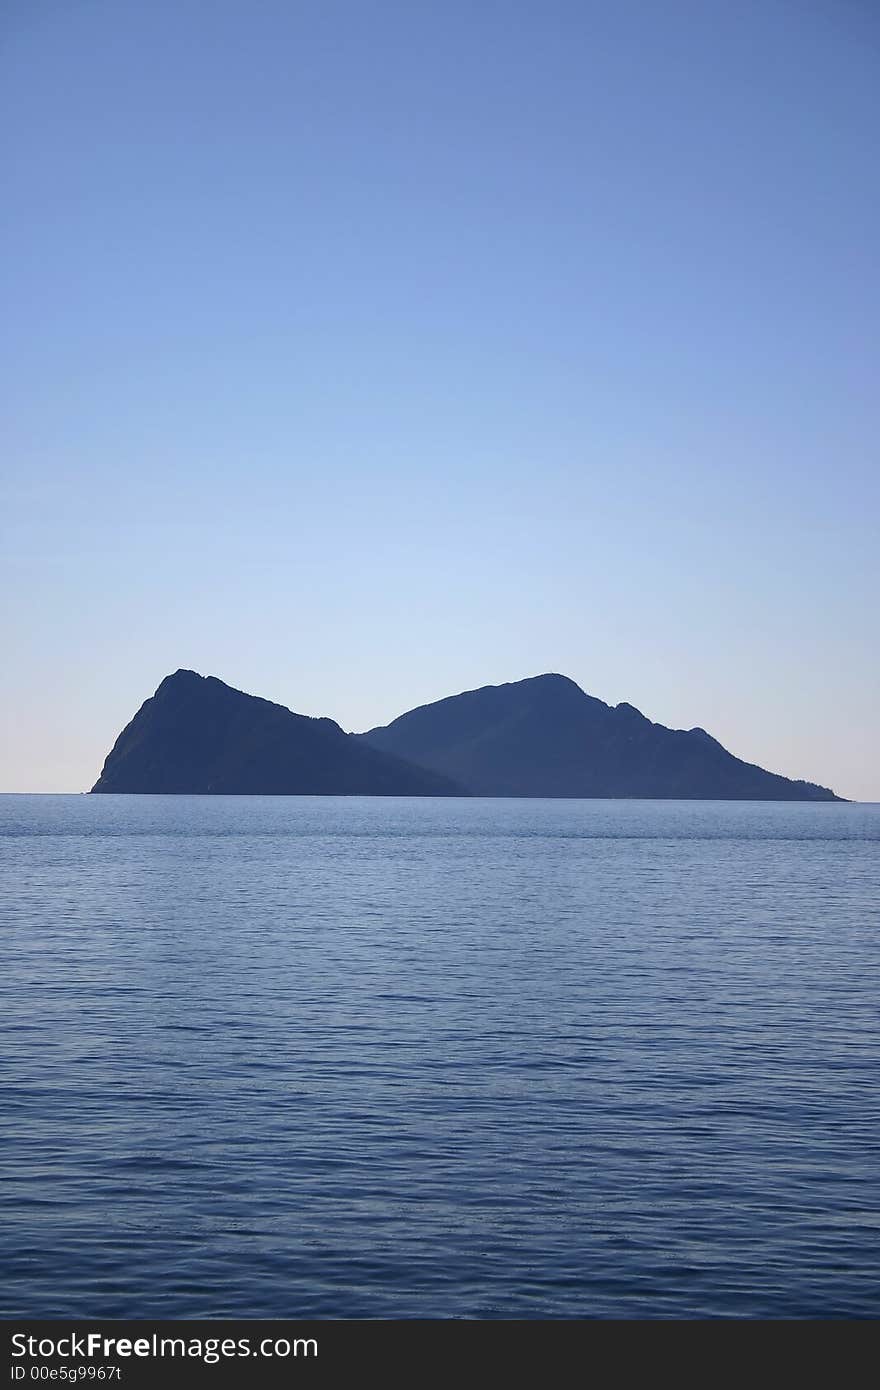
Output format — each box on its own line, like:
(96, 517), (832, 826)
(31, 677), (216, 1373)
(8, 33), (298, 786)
(2, 794), (878, 1319)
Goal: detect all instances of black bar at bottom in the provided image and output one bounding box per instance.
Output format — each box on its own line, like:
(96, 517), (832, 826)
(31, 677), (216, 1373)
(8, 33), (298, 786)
(3, 1319), (872, 1386)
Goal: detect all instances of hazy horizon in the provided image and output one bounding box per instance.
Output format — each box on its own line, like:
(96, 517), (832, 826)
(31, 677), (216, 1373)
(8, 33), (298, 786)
(3, 1), (878, 799)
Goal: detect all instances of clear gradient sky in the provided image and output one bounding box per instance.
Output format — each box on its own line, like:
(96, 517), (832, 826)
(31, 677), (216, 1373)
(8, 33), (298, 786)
(2, 1), (878, 798)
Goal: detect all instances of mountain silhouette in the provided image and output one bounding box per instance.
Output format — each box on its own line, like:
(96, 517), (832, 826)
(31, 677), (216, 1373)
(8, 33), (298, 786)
(91, 670), (461, 795)
(359, 673), (841, 800)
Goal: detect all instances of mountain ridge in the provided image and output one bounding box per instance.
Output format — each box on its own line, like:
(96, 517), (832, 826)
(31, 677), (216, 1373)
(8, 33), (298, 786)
(91, 669), (843, 799)
(358, 672), (842, 801)
(91, 669), (462, 796)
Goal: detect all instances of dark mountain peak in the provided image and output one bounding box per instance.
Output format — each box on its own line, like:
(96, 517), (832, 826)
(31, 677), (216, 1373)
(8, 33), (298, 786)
(514, 672), (611, 711)
(615, 701), (650, 722)
(155, 668), (204, 692)
(156, 668), (258, 699)
(361, 676), (842, 801)
(151, 669), (344, 733)
(688, 726), (723, 748)
(92, 671), (461, 797)
(522, 672), (584, 692)
(453, 672), (608, 713)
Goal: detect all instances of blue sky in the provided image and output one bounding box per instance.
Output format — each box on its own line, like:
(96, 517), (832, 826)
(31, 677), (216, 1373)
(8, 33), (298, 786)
(2, 0), (878, 797)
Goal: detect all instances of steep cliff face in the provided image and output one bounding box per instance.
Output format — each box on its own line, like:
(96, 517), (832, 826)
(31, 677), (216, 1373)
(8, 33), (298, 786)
(360, 674), (842, 800)
(91, 670), (462, 796)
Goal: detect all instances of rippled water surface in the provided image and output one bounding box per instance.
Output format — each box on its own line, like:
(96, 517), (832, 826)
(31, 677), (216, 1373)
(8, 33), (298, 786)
(2, 794), (878, 1318)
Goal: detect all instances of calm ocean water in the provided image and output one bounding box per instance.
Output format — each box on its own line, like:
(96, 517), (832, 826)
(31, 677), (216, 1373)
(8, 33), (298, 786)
(2, 794), (878, 1318)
